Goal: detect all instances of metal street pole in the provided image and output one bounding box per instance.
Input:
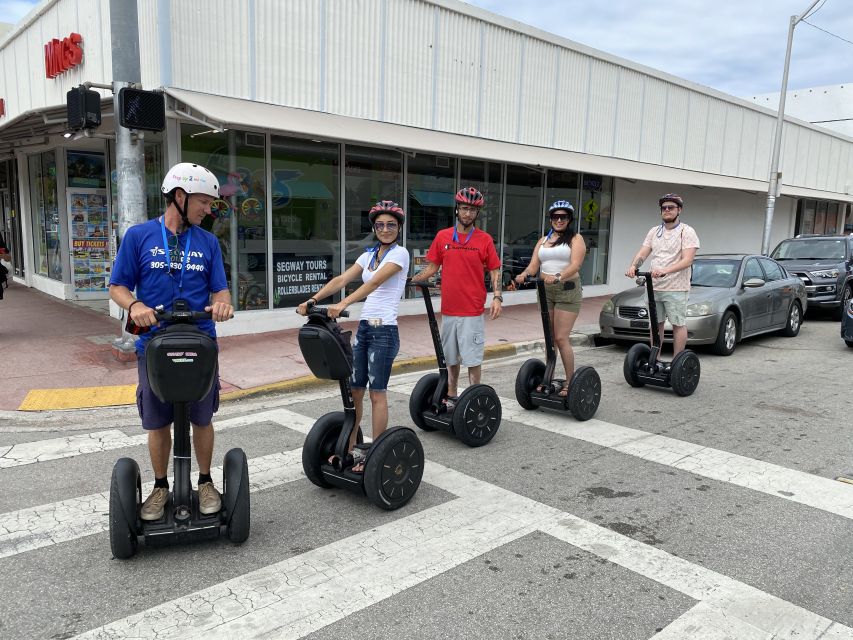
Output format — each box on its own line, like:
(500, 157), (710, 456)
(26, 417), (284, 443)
(761, 0), (822, 255)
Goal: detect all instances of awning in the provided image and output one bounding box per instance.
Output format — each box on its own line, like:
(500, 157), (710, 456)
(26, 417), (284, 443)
(0, 99), (113, 158)
(165, 88), (853, 204)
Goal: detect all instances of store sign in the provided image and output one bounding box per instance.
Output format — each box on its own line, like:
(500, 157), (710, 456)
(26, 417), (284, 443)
(273, 255), (332, 300)
(44, 33), (83, 79)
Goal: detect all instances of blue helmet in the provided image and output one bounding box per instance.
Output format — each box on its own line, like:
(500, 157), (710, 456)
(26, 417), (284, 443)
(548, 200), (574, 215)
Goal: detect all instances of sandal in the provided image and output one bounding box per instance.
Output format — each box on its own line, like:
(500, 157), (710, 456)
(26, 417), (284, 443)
(558, 383), (569, 397)
(350, 443), (371, 474)
(442, 396), (458, 412)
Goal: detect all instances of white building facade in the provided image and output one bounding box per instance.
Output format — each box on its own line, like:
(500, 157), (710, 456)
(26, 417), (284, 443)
(1, 0), (852, 334)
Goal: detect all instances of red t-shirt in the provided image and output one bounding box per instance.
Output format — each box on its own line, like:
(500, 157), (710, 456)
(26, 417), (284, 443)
(426, 227), (501, 316)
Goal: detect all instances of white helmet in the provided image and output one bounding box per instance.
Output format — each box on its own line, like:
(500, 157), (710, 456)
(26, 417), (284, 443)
(161, 163), (219, 198)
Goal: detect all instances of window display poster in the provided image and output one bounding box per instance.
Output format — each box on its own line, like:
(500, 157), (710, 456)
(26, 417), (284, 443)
(68, 189), (111, 291)
(67, 151), (107, 189)
(272, 252), (333, 307)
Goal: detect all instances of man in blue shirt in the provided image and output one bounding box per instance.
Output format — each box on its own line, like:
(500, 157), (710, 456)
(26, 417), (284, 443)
(109, 162), (233, 521)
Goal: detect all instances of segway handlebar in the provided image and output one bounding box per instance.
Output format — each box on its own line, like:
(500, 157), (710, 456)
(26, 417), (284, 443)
(153, 299), (221, 323)
(406, 278), (439, 292)
(297, 302), (350, 319)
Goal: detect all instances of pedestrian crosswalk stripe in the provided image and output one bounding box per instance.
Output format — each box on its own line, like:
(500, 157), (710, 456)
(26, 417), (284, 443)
(388, 382), (853, 522)
(71, 462), (853, 640)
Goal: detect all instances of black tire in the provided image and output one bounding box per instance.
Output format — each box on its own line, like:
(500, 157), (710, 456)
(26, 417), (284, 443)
(452, 385), (501, 447)
(109, 457), (141, 560)
(846, 340), (853, 349)
(781, 301), (802, 337)
(711, 310), (738, 356)
(623, 343), (651, 387)
(670, 350), (701, 397)
(363, 428), (424, 510)
(302, 412), (346, 488)
(567, 366), (601, 421)
(514, 359), (545, 410)
(834, 286), (851, 320)
(223, 448), (250, 544)
(409, 373), (442, 431)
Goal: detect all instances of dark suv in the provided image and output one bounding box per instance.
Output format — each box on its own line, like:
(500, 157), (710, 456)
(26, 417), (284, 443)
(770, 234), (853, 317)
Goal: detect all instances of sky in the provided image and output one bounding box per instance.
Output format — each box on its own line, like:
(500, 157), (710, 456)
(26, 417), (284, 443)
(1, 0), (850, 98)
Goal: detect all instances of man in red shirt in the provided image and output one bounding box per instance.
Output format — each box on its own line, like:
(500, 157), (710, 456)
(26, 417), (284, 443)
(412, 187), (502, 405)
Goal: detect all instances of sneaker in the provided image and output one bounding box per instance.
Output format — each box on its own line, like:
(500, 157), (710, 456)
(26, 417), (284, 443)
(198, 482), (222, 515)
(140, 487), (169, 521)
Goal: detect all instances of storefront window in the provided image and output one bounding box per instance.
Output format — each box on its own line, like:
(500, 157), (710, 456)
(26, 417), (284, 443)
(144, 143), (164, 219)
(408, 153), (455, 277)
(344, 146), (402, 294)
(502, 164), (543, 289)
(29, 151), (62, 280)
(182, 126), (268, 310)
(577, 174), (612, 285)
(545, 169), (580, 232)
(460, 159), (502, 246)
(270, 136), (340, 308)
(796, 199), (841, 236)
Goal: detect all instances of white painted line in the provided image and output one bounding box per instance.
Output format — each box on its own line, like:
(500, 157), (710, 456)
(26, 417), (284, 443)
(71, 461), (853, 640)
(0, 405), (323, 469)
(0, 448), (305, 560)
(389, 381), (853, 522)
(649, 602), (767, 640)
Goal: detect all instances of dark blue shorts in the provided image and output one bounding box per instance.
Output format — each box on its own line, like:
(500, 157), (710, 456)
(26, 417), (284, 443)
(351, 321), (400, 392)
(136, 355), (221, 430)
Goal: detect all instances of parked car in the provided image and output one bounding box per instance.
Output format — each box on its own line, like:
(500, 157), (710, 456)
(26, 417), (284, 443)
(769, 234), (853, 318)
(841, 299), (853, 348)
(599, 254), (807, 355)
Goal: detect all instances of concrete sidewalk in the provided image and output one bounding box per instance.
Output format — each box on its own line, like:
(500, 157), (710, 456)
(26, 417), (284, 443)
(0, 284), (606, 412)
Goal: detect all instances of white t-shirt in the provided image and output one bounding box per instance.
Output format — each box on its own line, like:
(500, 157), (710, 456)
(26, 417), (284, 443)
(355, 244), (410, 325)
(642, 223), (700, 291)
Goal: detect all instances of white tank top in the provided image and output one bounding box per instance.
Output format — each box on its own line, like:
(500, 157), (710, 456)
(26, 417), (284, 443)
(538, 242), (571, 275)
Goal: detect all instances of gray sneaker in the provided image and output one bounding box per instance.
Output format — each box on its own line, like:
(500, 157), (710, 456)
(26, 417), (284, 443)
(140, 487), (169, 521)
(198, 482), (222, 515)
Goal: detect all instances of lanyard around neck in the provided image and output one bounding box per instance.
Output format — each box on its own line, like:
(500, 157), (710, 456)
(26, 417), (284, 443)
(452, 225), (475, 245)
(656, 220), (681, 238)
(160, 216), (193, 292)
(369, 242), (396, 271)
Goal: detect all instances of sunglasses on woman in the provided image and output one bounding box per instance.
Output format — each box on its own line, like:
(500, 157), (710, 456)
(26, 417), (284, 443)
(374, 222), (399, 231)
(550, 214), (569, 221)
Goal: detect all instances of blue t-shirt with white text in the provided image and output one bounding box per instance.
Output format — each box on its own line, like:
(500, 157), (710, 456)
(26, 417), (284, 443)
(109, 218), (228, 353)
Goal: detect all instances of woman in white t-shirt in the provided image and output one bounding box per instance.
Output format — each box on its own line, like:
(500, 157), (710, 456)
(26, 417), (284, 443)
(297, 201), (410, 471)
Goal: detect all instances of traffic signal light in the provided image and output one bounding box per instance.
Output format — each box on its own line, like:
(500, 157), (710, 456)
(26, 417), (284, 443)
(118, 88), (165, 132)
(66, 86), (101, 130)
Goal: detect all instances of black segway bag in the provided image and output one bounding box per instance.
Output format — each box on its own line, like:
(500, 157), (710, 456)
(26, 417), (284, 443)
(298, 314), (353, 381)
(145, 325), (218, 403)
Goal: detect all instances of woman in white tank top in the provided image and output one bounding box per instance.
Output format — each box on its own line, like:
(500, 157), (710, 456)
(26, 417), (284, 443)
(514, 200), (586, 395)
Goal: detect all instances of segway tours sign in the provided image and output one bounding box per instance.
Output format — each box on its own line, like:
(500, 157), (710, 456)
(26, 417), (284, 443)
(45, 32), (84, 78)
(274, 254), (333, 305)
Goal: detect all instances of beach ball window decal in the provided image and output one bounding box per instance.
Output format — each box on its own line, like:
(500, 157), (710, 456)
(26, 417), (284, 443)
(241, 197), (263, 219)
(209, 199), (231, 219)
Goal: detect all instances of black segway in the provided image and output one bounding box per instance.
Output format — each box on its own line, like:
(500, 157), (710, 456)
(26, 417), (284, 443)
(842, 298), (853, 348)
(515, 277), (601, 420)
(623, 272), (700, 396)
(407, 280), (501, 447)
(108, 299), (250, 559)
(299, 306), (424, 510)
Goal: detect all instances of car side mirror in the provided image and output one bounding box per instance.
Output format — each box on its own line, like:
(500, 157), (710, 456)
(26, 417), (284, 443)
(742, 277), (765, 288)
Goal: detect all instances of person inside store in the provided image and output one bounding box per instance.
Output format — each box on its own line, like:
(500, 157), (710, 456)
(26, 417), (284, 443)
(297, 201), (409, 472)
(625, 192), (700, 367)
(109, 162), (234, 522)
(514, 200), (586, 395)
(410, 187), (502, 409)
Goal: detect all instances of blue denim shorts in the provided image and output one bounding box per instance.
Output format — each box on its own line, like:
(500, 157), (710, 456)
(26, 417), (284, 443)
(351, 321), (400, 392)
(136, 355), (221, 430)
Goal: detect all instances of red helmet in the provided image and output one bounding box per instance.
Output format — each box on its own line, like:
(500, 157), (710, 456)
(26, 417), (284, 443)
(368, 200), (405, 225)
(658, 193), (683, 208)
(455, 187), (485, 208)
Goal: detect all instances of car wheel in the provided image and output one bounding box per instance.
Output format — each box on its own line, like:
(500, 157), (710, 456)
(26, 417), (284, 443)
(781, 301), (802, 337)
(711, 310), (738, 356)
(837, 286), (852, 321)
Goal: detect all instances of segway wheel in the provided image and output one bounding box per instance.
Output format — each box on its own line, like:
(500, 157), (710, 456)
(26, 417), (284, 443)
(670, 350), (701, 397)
(302, 411), (347, 488)
(452, 385), (501, 447)
(364, 427), (424, 511)
(624, 343), (651, 387)
(409, 373), (442, 431)
(223, 448), (250, 544)
(567, 366), (601, 421)
(109, 457), (141, 560)
(514, 358), (545, 410)
(846, 340), (853, 349)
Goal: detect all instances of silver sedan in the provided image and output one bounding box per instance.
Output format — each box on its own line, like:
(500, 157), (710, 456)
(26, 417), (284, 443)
(599, 254), (808, 355)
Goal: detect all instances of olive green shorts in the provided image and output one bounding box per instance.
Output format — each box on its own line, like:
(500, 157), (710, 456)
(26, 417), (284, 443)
(543, 279), (583, 314)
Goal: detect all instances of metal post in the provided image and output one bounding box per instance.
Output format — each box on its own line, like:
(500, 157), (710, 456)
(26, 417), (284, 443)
(761, 0), (822, 255)
(110, 0), (147, 356)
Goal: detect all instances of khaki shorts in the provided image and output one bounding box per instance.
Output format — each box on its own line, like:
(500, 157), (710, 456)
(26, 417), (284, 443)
(441, 314), (485, 367)
(544, 278), (583, 314)
(648, 290), (689, 326)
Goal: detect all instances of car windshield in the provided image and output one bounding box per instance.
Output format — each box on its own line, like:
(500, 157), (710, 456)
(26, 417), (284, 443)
(691, 259), (739, 288)
(771, 239), (846, 261)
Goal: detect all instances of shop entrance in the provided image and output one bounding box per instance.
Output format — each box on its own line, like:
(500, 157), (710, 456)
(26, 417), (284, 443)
(0, 159), (23, 277)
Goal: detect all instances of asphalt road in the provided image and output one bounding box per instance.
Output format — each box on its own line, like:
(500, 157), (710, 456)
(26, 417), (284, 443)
(1, 314), (852, 639)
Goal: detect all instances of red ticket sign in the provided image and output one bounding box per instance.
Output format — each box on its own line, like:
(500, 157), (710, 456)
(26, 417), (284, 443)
(44, 33), (83, 79)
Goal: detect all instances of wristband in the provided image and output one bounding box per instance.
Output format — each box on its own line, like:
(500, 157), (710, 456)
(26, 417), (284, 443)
(306, 297), (317, 306)
(128, 300), (142, 314)
(493, 295), (503, 302)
